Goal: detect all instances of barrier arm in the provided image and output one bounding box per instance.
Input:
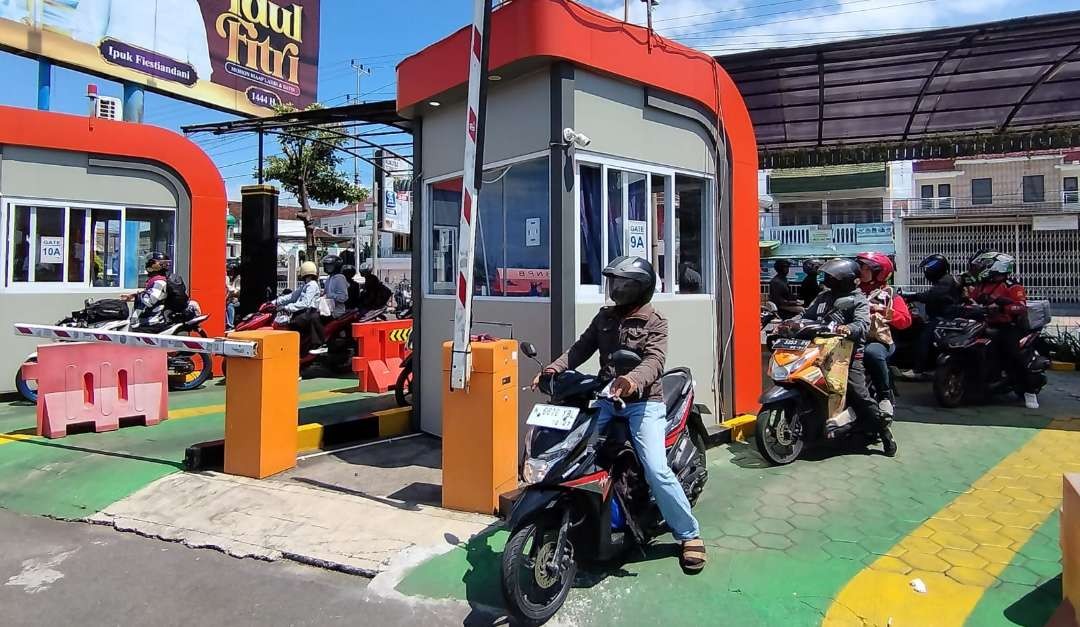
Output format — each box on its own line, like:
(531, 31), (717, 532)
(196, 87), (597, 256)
(449, 0), (494, 390)
(12, 324), (258, 358)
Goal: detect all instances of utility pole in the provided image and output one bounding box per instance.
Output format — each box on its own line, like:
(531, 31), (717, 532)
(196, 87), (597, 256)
(624, 0), (629, 22)
(350, 61), (372, 265)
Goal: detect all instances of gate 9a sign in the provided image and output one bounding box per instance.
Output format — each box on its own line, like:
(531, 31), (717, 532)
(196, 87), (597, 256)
(0, 0), (320, 117)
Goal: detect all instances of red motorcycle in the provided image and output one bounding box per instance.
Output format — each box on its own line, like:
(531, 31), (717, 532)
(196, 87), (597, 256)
(232, 302), (387, 373)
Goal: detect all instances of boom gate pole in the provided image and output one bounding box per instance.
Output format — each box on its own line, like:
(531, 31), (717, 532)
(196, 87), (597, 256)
(449, 0), (494, 390)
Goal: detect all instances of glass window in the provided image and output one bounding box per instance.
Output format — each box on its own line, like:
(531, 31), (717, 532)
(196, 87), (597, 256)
(426, 157), (550, 298)
(675, 175), (706, 294)
(91, 209), (122, 287)
(33, 207), (66, 283)
(123, 208), (175, 288)
(920, 184), (934, 211)
(651, 174), (667, 287)
(938, 184), (952, 209)
(1064, 176), (1078, 204)
(606, 170), (625, 262)
(827, 198), (883, 224)
(1023, 175), (1045, 203)
(11, 206), (30, 283)
(579, 165), (602, 285)
(971, 178), (993, 205)
(68, 208), (87, 283)
(779, 201), (821, 226)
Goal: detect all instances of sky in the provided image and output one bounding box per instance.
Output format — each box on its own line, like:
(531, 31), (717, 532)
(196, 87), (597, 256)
(0, 0), (1072, 205)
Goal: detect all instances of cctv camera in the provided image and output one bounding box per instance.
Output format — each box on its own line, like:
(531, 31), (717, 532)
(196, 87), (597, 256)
(562, 127), (591, 148)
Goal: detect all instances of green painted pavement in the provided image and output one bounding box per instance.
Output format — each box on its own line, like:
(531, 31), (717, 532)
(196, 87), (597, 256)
(396, 398), (1050, 625)
(966, 515), (1063, 627)
(0, 377), (378, 519)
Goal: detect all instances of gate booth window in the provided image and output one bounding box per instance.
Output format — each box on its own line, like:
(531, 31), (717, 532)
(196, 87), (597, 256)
(427, 156), (551, 298)
(3, 200), (176, 291)
(576, 157), (712, 298)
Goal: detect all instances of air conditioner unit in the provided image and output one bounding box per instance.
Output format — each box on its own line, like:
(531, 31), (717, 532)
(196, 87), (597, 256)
(94, 96), (123, 121)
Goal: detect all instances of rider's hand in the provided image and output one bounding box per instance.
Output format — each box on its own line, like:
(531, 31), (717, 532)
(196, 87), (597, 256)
(530, 373), (542, 391)
(836, 325), (851, 337)
(120, 293), (135, 302)
(610, 376), (636, 399)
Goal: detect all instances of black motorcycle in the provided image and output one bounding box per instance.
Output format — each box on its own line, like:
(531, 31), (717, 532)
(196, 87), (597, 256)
(394, 335), (414, 407)
(932, 306), (1049, 407)
(501, 342), (708, 625)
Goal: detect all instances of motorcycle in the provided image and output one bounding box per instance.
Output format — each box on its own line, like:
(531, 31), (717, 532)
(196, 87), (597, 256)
(931, 304), (1050, 408)
(501, 342), (708, 625)
(394, 335), (414, 407)
(232, 301), (387, 373)
(15, 299), (213, 403)
(756, 319), (882, 465)
(393, 280), (413, 319)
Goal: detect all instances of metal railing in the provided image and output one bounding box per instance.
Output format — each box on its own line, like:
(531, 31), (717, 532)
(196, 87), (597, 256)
(761, 223), (860, 245)
(898, 198), (1080, 218)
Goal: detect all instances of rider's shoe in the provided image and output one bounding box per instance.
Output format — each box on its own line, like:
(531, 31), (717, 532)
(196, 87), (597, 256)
(309, 345), (329, 355)
(880, 427), (897, 457)
(878, 398), (895, 419)
(1024, 393), (1040, 409)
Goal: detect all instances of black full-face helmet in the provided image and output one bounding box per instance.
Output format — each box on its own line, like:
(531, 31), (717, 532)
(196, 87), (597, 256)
(919, 254), (950, 282)
(145, 251), (171, 273)
(820, 258), (860, 295)
(322, 254), (343, 275)
(602, 256), (656, 307)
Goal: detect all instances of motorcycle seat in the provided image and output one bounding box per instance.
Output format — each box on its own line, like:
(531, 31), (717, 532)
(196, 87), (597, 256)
(661, 369), (693, 433)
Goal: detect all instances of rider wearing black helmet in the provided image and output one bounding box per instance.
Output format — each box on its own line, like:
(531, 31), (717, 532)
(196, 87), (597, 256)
(904, 254), (962, 375)
(800, 258), (824, 304)
(124, 252), (193, 331)
(768, 259), (804, 320)
(321, 254), (350, 319)
(540, 256), (706, 573)
(794, 258), (896, 457)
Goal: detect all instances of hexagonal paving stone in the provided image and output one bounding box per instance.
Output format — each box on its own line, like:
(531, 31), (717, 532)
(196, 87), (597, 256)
(822, 540), (867, 561)
(1000, 487), (1043, 504)
(1021, 537), (1062, 562)
(757, 492), (796, 507)
(902, 536), (944, 555)
(714, 535), (756, 551)
(975, 544), (1017, 565)
(925, 517), (967, 535)
(937, 548), (989, 570)
(788, 502), (825, 517)
(789, 490), (826, 504)
(947, 566), (998, 587)
(870, 556), (912, 575)
(931, 532), (978, 551)
(723, 521), (759, 538)
(755, 505), (793, 520)
(997, 565), (1042, 586)
(1023, 557), (1063, 580)
(755, 517), (794, 536)
(990, 510), (1047, 530)
(788, 515), (828, 532)
(751, 533), (793, 551)
(1001, 526), (1037, 547)
(961, 516), (1003, 534)
(900, 551), (951, 573)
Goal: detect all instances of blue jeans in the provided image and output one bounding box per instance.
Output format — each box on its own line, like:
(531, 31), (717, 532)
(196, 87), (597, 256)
(864, 342), (895, 401)
(226, 301), (236, 328)
(595, 400), (700, 542)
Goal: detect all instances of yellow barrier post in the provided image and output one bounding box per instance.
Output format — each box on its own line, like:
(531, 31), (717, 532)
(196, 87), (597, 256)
(224, 330), (299, 479)
(441, 340), (519, 514)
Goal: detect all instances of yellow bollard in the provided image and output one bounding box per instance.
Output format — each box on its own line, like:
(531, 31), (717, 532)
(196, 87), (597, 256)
(441, 340), (519, 515)
(224, 330), (299, 479)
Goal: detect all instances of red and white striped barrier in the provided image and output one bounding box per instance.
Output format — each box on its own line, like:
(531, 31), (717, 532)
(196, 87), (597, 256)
(12, 324), (258, 358)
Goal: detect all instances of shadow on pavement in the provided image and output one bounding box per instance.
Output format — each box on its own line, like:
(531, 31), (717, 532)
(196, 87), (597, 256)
(0, 436), (182, 468)
(290, 476), (424, 511)
(1004, 575), (1062, 626)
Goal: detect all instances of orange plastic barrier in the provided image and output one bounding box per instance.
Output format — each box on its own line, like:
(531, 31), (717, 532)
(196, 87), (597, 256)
(351, 320), (413, 393)
(25, 342), (168, 439)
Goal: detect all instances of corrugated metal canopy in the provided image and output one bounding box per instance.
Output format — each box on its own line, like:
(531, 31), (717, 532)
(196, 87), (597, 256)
(716, 10), (1080, 167)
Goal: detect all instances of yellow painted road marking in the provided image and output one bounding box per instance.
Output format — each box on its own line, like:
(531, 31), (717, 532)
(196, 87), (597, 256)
(825, 418), (1080, 626)
(1, 386), (363, 447)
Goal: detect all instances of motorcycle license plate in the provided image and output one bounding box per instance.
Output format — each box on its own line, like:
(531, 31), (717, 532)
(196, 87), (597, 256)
(526, 404), (579, 431)
(773, 338), (811, 351)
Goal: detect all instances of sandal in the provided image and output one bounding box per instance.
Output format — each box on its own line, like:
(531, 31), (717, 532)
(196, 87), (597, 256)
(681, 538), (707, 573)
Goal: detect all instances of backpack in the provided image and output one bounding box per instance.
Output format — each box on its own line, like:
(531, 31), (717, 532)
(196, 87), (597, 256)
(164, 273), (190, 311)
(84, 299), (129, 323)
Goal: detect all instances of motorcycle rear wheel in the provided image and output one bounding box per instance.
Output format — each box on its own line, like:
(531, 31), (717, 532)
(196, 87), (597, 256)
(501, 522), (576, 626)
(755, 403), (804, 465)
(394, 359), (414, 407)
(14, 356), (38, 403)
(168, 329), (213, 392)
(933, 362), (966, 408)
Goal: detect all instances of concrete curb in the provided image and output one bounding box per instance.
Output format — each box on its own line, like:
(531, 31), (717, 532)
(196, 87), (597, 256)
(183, 406), (413, 471)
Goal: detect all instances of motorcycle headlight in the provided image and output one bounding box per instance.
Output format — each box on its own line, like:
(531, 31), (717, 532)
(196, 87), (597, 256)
(521, 420), (591, 485)
(769, 353), (816, 382)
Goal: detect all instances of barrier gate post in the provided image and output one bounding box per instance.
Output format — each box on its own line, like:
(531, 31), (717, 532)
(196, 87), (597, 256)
(441, 339), (518, 514)
(225, 330), (299, 478)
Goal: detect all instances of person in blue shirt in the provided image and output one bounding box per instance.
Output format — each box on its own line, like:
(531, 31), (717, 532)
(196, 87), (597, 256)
(271, 261), (323, 353)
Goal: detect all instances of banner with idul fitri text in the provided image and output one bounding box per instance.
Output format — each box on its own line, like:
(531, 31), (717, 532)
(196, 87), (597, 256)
(0, 0), (319, 117)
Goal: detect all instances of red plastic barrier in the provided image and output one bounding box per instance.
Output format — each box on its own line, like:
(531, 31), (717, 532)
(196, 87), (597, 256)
(351, 320), (412, 393)
(26, 342), (168, 439)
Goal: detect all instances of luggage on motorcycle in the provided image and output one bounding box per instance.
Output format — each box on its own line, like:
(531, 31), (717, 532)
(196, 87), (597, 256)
(164, 273), (190, 311)
(84, 299), (130, 322)
(1023, 300), (1051, 332)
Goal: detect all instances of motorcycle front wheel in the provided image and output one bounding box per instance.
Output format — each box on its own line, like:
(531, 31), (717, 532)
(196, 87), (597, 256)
(933, 361), (966, 408)
(395, 358), (414, 407)
(755, 402), (804, 465)
(501, 522), (576, 626)
(14, 356), (38, 403)
(168, 329), (213, 392)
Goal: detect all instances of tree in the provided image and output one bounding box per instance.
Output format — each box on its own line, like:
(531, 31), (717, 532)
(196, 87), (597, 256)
(262, 103), (368, 261)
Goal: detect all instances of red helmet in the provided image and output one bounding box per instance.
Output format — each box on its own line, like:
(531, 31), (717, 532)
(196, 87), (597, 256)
(856, 252), (894, 285)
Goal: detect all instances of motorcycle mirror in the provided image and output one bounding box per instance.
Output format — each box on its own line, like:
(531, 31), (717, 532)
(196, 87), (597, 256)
(610, 349), (643, 375)
(520, 342), (538, 359)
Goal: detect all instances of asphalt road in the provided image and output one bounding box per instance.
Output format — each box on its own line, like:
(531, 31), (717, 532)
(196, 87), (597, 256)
(0, 509), (495, 627)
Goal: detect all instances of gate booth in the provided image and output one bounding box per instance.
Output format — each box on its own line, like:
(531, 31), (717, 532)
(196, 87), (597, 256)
(398, 0), (762, 441)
